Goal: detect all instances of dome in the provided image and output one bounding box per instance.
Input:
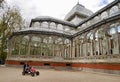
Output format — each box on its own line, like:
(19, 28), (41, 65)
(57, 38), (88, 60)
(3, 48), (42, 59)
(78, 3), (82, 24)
(30, 16), (75, 27)
(64, 3), (93, 21)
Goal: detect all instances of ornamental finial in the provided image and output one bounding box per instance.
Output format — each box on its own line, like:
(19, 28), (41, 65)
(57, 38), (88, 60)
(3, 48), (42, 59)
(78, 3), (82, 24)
(77, 0), (79, 4)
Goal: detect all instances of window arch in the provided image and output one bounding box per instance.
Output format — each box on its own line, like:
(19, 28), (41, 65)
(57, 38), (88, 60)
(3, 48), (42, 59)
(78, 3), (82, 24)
(95, 30), (99, 40)
(48, 37), (53, 44)
(108, 24), (119, 54)
(86, 32), (93, 40)
(109, 28), (116, 34)
(41, 22), (48, 28)
(31, 36), (41, 42)
(64, 26), (70, 31)
(50, 22), (56, 29)
(22, 35), (29, 41)
(87, 21), (90, 26)
(57, 24), (63, 30)
(117, 25), (120, 32)
(64, 39), (70, 44)
(93, 16), (100, 23)
(101, 12), (108, 19)
(43, 38), (48, 43)
(57, 38), (63, 44)
(33, 22), (40, 27)
(109, 6), (119, 16)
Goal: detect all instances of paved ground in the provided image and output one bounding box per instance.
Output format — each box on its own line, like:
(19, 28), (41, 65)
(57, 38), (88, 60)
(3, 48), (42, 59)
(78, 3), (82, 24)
(0, 65), (120, 82)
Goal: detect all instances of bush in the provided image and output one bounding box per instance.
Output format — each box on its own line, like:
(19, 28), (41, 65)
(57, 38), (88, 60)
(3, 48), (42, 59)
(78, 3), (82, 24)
(0, 51), (7, 64)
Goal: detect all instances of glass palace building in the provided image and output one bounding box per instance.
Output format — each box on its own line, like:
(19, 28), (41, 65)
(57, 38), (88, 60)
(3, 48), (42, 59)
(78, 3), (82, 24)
(6, 0), (120, 75)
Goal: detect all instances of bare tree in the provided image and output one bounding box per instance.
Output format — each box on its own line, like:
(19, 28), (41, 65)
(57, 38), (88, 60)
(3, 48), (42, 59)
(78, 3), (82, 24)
(0, 3), (23, 63)
(0, 0), (4, 7)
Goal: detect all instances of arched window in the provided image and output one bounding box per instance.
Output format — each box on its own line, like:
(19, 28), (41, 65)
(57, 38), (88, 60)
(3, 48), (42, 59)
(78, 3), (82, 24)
(109, 6), (119, 16)
(64, 27), (70, 31)
(41, 22), (48, 28)
(57, 38), (63, 44)
(87, 21), (90, 26)
(81, 23), (86, 28)
(117, 25), (120, 32)
(108, 24), (119, 54)
(23, 35), (29, 41)
(87, 32), (93, 40)
(64, 39), (70, 44)
(95, 30), (98, 40)
(94, 30), (100, 55)
(50, 22), (56, 29)
(86, 32), (93, 56)
(86, 32), (90, 41)
(48, 37), (53, 44)
(79, 35), (84, 43)
(101, 12), (108, 19)
(43, 38), (48, 43)
(110, 28), (116, 34)
(32, 36), (40, 42)
(33, 22), (40, 27)
(93, 16), (100, 23)
(57, 24), (63, 30)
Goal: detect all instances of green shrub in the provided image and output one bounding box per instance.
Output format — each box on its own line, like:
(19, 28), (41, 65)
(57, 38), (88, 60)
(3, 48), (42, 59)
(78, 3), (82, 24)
(0, 51), (7, 64)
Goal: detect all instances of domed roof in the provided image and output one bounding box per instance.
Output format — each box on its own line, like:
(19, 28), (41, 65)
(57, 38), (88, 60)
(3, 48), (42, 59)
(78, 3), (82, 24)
(64, 3), (93, 21)
(30, 16), (75, 27)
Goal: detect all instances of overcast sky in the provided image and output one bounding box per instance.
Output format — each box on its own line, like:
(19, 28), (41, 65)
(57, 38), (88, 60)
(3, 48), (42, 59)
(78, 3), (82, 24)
(6, 0), (114, 21)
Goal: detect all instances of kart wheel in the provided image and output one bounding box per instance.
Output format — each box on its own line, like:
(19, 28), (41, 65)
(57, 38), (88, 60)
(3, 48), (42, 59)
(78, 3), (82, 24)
(31, 72), (35, 77)
(22, 72), (25, 75)
(36, 71), (39, 76)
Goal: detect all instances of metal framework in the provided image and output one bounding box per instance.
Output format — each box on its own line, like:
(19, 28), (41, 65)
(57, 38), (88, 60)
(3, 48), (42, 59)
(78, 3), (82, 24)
(7, 0), (120, 64)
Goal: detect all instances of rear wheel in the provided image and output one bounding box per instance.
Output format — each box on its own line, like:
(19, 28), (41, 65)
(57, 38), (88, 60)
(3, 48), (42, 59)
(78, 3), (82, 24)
(22, 71), (25, 75)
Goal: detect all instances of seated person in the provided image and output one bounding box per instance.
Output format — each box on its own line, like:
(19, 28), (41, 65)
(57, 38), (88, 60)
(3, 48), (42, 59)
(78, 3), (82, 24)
(23, 62), (30, 72)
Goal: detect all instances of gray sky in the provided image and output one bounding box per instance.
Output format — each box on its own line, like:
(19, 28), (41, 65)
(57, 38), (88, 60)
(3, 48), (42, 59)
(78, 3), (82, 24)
(6, 0), (114, 21)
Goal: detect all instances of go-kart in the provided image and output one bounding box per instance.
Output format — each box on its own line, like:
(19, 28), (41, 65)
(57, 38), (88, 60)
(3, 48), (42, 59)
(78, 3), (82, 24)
(22, 67), (39, 77)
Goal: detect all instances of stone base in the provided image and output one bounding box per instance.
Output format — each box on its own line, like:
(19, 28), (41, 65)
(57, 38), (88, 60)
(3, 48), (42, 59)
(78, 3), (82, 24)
(5, 60), (120, 75)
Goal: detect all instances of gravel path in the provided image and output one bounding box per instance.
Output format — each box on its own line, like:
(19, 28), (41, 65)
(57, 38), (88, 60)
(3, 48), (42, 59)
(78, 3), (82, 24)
(0, 66), (120, 82)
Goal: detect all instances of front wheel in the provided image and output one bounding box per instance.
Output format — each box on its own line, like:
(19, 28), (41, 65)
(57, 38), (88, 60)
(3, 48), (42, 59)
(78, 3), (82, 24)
(31, 72), (35, 77)
(36, 71), (39, 76)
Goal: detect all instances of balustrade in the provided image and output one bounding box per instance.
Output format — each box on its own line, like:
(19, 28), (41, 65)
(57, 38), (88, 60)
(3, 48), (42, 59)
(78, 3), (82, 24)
(77, 0), (120, 32)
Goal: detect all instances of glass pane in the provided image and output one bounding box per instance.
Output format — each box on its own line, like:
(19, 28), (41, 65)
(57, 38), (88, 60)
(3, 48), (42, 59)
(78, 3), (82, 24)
(117, 25), (120, 32)
(110, 28), (116, 34)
